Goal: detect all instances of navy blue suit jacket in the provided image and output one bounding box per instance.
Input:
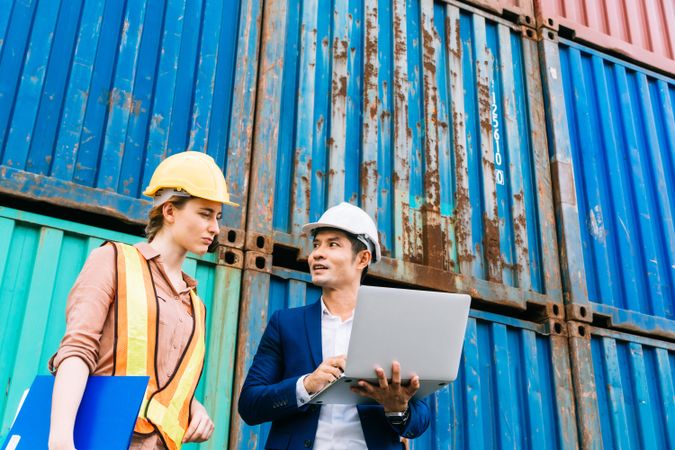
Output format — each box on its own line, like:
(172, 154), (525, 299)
(238, 299), (431, 449)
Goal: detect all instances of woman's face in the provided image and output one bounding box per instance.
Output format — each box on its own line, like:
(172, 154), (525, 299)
(168, 198), (222, 255)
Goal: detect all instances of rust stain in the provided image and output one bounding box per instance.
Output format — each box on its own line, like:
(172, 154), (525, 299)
(393, 11), (407, 59)
(401, 204), (424, 265)
(105, 88), (142, 116)
(364, 6), (379, 122)
(483, 211), (501, 282)
(333, 76), (347, 99)
(477, 70), (492, 136)
(513, 191), (528, 256)
(419, 10), (442, 268)
(332, 39), (349, 100)
(422, 205), (444, 269)
(453, 111), (472, 267)
(360, 160), (377, 205)
(447, 17), (461, 59)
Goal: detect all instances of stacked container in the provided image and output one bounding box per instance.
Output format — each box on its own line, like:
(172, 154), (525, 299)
(536, 1), (675, 448)
(0, 0), (261, 448)
(0, 0), (673, 448)
(233, 0), (580, 448)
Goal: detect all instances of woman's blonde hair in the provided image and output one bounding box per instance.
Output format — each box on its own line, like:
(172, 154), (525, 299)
(145, 196), (191, 242)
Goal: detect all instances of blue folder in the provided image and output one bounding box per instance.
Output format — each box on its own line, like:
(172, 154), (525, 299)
(2, 375), (149, 450)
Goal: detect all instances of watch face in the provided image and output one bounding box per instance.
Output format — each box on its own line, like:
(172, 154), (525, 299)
(386, 410), (408, 426)
(389, 417), (405, 425)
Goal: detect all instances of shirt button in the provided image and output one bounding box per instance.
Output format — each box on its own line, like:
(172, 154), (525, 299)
(304, 439), (312, 448)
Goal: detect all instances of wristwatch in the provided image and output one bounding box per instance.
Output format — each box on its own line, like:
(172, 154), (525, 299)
(385, 408), (410, 426)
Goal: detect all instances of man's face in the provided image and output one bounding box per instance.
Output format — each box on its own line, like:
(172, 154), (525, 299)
(309, 229), (365, 288)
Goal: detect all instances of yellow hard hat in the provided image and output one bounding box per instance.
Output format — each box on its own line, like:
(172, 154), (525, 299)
(143, 151), (238, 206)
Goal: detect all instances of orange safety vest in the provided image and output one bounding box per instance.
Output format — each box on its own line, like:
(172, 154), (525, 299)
(110, 242), (206, 450)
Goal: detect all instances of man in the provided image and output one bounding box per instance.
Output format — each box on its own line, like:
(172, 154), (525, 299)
(238, 202), (431, 449)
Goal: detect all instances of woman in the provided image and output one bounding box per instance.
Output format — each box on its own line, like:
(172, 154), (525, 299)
(48, 151), (236, 450)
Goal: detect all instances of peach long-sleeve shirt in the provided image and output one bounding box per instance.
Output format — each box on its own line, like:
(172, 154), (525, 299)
(49, 242), (199, 450)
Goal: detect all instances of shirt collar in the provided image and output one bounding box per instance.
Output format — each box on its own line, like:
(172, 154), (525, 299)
(319, 297), (354, 322)
(134, 242), (198, 290)
(320, 297), (331, 317)
(135, 241), (160, 260)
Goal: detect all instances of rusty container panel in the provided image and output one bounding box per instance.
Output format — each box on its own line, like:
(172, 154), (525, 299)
(535, 0), (675, 75)
(230, 267), (578, 449)
(540, 36), (675, 340)
(247, 0), (562, 312)
(567, 323), (675, 449)
(454, 0), (535, 24)
(0, 0), (262, 239)
(0, 206), (241, 449)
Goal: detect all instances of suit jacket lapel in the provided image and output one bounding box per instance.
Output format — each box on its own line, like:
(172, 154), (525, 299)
(305, 299), (323, 367)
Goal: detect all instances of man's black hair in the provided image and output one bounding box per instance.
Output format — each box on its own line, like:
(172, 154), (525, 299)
(312, 227), (369, 283)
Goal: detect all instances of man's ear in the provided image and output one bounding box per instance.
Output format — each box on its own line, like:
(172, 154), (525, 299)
(357, 250), (372, 270)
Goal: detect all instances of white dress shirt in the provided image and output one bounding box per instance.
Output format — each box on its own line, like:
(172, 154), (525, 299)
(295, 299), (368, 450)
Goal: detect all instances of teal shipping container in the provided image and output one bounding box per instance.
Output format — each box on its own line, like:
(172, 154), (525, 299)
(0, 0), (262, 241)
(0, 206), (242, 449)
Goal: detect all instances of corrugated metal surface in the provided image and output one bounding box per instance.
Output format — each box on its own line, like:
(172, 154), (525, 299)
(246, 0), (562, 312)
(229, 267), (578, 449)
(0, 206), (242, 449)
(455, 0), (535, 23)
(0, 0), (262, 237)
(540, 36), (675, 339)
(534, 0), (675, 75)
(567, 323), (675, 449)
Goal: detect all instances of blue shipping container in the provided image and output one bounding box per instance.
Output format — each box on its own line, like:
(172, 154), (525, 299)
(0, 0), (262, 238)
(245, 0), (562, 312)
(229, 266), (578, 449)
(540, 34), (675, 339)
(567, 322), (675, 449)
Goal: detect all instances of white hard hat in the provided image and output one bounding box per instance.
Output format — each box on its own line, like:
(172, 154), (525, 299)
(302, 202), (381, 263)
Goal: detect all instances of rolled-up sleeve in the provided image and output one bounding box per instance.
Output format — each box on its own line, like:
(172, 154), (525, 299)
(49, 244), (116, 374)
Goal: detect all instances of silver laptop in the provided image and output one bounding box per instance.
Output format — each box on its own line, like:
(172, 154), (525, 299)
(309, 286), (471, 405)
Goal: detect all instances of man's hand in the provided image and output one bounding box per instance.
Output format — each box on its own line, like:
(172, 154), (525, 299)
(351, 361), (420, 412)
(303, 355), (346, 394)
(183, 399), (214, 443)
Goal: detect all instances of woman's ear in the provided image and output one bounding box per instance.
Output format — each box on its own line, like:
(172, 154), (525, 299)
(162, 202), (176, 224)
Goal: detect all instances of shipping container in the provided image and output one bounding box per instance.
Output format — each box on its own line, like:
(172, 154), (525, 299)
(534, 0), (675, 75)
(229, 266), (578, 449)
(0, 0), (262, 243)
(567, 322), (675, 449)
(540, 35), (675, 340)
(455, 0), (535, 25)
(246, 0), (562, 314)
(0, 206), (243, 449)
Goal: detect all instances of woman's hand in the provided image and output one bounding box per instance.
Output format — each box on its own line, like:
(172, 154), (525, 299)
(182, 399), (214, 443)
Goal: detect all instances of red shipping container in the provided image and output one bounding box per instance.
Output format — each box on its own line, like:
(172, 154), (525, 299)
(535, 0), (675, 75)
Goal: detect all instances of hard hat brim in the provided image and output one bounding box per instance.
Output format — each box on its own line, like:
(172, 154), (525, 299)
(302, 221), (381, 262)
(143, 187), (239, 207)
(302, 221), (363, 237)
